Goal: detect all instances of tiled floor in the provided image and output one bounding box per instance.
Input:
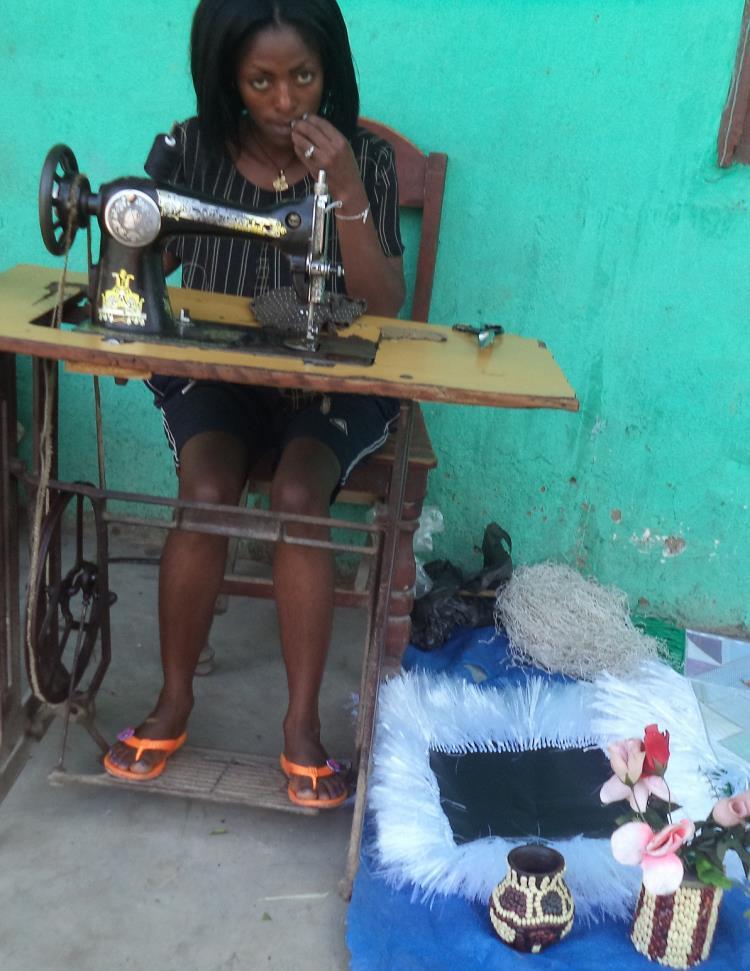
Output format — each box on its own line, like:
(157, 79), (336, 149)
(685, 628), (750, 765)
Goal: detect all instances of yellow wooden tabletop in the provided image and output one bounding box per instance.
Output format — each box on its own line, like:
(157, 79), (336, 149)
(0, 264), (578, 411)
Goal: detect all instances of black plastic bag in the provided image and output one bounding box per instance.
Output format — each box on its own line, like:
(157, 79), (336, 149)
(409, 523), (512, 652)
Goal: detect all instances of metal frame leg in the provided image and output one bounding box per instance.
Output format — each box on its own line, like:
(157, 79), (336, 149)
(0, 352), (32, 803)
(341, 399), (415, 900)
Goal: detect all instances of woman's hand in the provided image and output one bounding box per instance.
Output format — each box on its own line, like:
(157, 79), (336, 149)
(291, 114), (364, 204)
(291, 114), (405, 317)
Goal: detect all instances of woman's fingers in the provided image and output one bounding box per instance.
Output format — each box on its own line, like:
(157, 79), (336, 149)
(292, 113), (337, 143)
(292, 122), (332, 165)
(291, 115), (363, 198)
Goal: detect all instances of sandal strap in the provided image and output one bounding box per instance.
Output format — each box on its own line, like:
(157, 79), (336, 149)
(120, 730), (188, 762)
(279, 754), (340, 792)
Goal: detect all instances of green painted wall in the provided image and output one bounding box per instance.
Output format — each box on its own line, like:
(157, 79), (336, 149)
(3, 1), (749, 630)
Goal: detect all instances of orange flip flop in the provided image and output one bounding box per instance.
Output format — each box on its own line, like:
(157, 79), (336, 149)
(279, 753), (350, 809)
(103, 727), (188, 782)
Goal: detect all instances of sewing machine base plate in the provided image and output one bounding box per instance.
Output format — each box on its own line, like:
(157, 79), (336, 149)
(71, 318), (378, 366)
(48, 745), (333, 815)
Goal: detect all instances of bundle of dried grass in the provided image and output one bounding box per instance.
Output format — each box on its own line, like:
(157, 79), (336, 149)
(494, 563), (660, 680)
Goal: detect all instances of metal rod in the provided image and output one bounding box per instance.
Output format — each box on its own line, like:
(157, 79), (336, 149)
(17, 471), (385, 536)
(87, 495), (112, 702)
(57, 595), (92, 769)
(341, 399), (415, 900)
(93, 375), (107, 491)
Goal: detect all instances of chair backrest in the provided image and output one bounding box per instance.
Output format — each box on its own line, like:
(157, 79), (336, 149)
(359, 118), (448, 324)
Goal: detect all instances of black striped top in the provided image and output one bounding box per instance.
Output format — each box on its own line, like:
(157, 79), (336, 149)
(161, 116), (404, 298)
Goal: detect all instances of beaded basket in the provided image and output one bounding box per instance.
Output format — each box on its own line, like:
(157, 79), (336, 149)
(489, 844), (575, 953)
(630, 880), (723, 968)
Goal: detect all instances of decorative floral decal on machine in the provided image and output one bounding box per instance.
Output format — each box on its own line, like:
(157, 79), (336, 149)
(99, 268), (146, 327)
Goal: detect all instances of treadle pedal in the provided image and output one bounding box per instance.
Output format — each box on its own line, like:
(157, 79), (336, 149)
(47, 746), (349, 815)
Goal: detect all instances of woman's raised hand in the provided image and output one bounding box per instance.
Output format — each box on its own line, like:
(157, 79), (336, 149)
(291, 115), (364, 203)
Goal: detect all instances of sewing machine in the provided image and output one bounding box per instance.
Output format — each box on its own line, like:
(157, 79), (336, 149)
(38, 142), (374, 362)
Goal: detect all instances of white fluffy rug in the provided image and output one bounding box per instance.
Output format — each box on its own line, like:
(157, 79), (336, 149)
(368, 661), (746, 923)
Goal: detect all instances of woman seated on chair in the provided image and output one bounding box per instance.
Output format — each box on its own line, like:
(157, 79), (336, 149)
(103, 0), (405, 808)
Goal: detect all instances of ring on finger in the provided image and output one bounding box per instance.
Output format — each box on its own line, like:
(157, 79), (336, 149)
(304, 144), (315, 159)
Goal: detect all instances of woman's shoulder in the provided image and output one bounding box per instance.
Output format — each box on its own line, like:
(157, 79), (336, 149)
(172, 116), (200, 146)
(351, 125), (397, 166)
(171, 117), (225, 183)
(176, 115), (199, 132)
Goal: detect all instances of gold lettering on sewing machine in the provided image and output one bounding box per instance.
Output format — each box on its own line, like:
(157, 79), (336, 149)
(99, 269), (147, 327)
(157, 190), (287, 239)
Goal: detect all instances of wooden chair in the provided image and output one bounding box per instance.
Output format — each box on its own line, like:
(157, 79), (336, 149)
(217, 119), (447, 666)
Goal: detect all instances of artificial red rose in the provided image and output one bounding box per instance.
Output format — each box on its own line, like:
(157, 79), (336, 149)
(642, 723), (670, 776)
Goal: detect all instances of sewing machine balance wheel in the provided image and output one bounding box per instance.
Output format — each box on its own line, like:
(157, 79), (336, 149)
(26, 488), (114, 707)
(38, 144), (88, 256)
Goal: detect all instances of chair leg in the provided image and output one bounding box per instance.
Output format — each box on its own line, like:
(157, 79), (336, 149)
(221, 482), (250, 597)
(195, 641), (216, 676)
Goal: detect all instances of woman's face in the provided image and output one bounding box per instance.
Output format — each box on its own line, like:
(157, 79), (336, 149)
(235, 24), (324, 148)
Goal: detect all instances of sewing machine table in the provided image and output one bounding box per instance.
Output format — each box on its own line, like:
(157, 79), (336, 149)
(0, 263), (578, 897)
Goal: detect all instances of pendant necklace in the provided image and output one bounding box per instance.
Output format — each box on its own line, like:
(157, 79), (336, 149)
(251, 137), (297, 192)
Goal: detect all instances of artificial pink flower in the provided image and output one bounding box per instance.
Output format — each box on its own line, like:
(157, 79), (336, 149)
(711, 789), (750, 828)
(608, 738), (646, 785)
(642, 724), (670, 776)
(600, 771), (670, 812)
(600, 774), (634, 805)
(611, 819), (695, 895)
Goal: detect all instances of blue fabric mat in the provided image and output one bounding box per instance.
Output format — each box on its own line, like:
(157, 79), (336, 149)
(348, 849), (748, 970)
(401, 626), (571, 686)
(346, 628), (750, 970)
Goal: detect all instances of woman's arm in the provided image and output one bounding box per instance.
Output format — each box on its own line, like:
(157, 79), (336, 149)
(291, 116), (406, 317)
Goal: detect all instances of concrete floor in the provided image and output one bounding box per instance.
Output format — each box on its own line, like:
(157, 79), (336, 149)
(0, 525), (367, 970)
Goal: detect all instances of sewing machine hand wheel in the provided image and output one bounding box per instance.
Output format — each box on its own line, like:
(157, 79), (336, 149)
(38, 144), (86, 256)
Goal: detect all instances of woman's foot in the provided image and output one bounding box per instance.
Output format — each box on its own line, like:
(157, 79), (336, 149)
(281, 723), (350, 806)
(105, 697), (193, 777)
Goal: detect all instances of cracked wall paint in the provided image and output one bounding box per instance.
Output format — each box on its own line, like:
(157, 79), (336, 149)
(629, 529), (688, 560)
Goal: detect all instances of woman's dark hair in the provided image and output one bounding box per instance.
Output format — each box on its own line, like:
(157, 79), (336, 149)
(190, 0), (359, 155)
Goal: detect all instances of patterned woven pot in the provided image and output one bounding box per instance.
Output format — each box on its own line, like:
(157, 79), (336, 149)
(489, 844), (575, 953)
(630, 878), (723, 968)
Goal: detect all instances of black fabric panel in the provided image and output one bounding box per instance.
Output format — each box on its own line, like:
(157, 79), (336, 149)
(429, 747), (621, 843)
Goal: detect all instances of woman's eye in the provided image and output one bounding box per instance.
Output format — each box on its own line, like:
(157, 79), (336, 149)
(250, 78), (269, 91)
(296, 70), (314, 85)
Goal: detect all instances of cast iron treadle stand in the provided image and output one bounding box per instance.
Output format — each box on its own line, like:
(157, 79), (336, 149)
(12, 333), (414, 898)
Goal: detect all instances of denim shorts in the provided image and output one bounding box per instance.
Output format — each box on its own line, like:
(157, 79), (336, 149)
(146, 377), (399, 487)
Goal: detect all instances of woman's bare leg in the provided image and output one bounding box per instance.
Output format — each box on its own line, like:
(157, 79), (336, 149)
(270, 437), (347, 802)
(106, 431), (250, 773)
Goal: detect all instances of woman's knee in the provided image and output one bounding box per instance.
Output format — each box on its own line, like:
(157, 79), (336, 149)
(271, 439), (340, 515)
(176, 432), (249, 506)
(270, 474), (327, 518)
(179, 468), (245, 507)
